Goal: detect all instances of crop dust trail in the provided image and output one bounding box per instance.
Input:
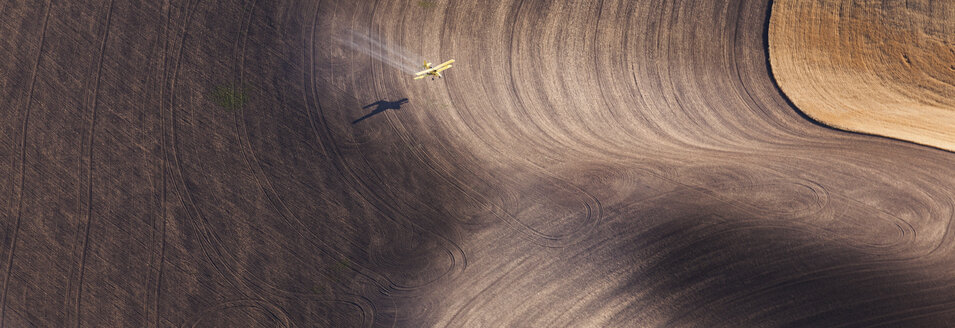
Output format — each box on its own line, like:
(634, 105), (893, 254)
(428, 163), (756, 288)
(335, 29), (423, 75)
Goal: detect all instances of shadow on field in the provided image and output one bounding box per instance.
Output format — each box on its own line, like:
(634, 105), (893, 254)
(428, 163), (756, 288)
(352, 98), (409, 124)
(608, 203), (955, 327)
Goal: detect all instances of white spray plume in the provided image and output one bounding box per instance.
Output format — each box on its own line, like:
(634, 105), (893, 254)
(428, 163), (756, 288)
(335, 29), (424, 75)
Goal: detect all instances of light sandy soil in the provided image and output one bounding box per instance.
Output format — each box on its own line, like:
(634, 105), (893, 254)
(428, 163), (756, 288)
(0, 0), (954, 327)
(769, 0), (955, 151)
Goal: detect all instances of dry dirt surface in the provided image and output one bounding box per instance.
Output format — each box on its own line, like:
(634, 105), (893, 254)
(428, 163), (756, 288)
(1, 0), (954, 327)
(770, 0), (955, 151)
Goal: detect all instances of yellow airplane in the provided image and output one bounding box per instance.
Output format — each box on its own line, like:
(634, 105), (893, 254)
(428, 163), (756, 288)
(414, 59), (454, 80)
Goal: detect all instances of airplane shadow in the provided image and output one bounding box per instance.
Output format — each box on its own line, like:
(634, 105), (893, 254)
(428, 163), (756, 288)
(352, 98), (409, 124)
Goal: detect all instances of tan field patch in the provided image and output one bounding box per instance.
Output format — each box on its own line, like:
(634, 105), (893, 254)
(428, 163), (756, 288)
(770, 0), (955, 151)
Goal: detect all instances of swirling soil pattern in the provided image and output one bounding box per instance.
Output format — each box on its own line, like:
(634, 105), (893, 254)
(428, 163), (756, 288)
(0, 0), (952, 327)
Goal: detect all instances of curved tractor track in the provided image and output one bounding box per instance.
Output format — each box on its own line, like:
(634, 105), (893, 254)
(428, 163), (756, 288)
(0, 0), (953, 327)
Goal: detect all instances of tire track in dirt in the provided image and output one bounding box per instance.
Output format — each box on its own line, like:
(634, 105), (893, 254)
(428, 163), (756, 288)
(299, 4), (387, 326)
(372, 7), (600, 247)
(374, 0), (506, 231)
(666, 162), (917, 254)
(387, 0), (605, 247)
(636, 187), (949, 327)
(166, 2), (373, 326)
(162, 0), (266, 322)
(397, 0), (955, 324)
(0, 2), (52, 326)
(3, 0), (955, 325)
(216, 6), (381, 322)
(299, 4), (466, 325)
(647, 226), (905, 327)
(358, 3), (470, 287)
(299, 6), (406, 325)
(173, 0), (264, 302)
(409, 0), (604, 247)
(226, 0), (368, 308)
(144, 1), (173, 326)
(230, 0), (340, 293)
(180, 299), (293, 328)
(64, 2), (114, 326)
(925, 197), (955, 257)
(305, 0), (467, 298)
(170, 29), (263, 322)
(312, 71), (468, 292)
(703, 218), (951, 324)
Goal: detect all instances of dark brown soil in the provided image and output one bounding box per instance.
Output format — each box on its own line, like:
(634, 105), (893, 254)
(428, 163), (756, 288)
(0, 0), (953, 327)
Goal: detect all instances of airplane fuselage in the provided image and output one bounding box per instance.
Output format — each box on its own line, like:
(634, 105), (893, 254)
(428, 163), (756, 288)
(414, 59), (454, 80)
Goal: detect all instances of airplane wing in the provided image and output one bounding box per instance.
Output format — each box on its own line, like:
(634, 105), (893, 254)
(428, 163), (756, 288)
(435, 65), (452, 73)
(413, 75), (427, 80)
(414, 68), (435, 76)
(436, 59), (455, 68)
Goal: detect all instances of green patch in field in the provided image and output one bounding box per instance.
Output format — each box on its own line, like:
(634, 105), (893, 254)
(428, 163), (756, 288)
(417, 0), (437, 9)
(336, 259), (351, 270)
(211, 84), (249, 111)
